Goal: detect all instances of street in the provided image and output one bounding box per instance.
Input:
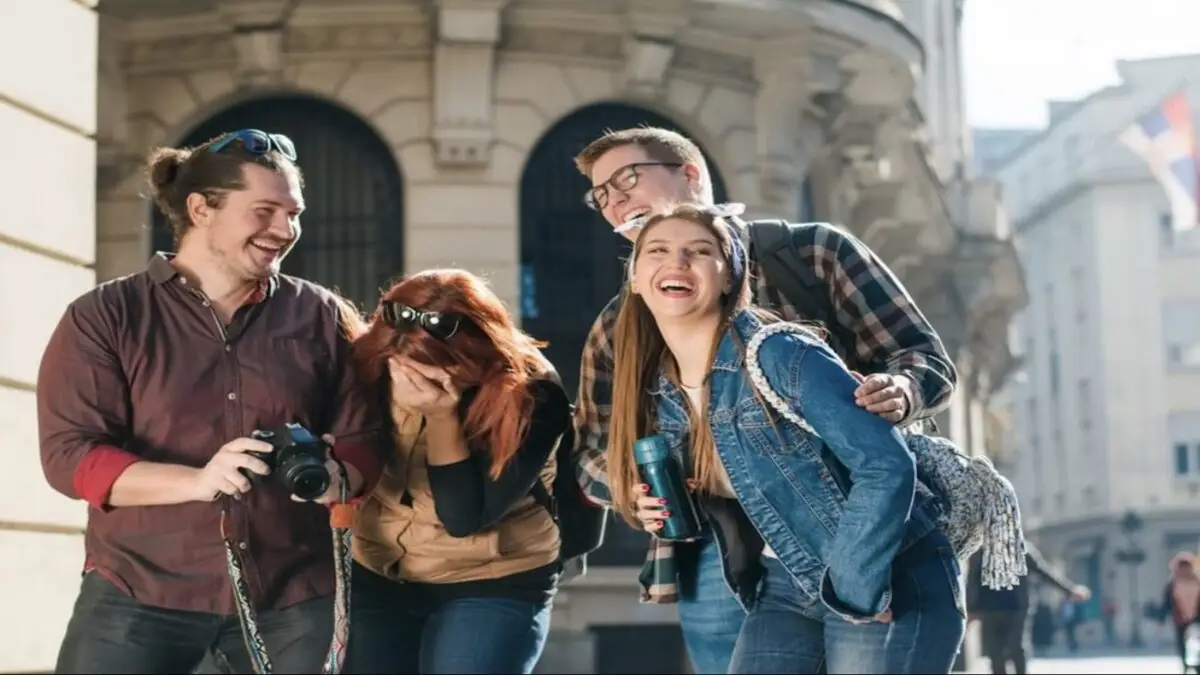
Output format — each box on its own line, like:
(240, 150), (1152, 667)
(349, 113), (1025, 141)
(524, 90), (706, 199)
(974, 653), (1181, 673)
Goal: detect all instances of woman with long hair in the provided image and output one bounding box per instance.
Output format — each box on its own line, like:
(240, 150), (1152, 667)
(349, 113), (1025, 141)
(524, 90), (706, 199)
(344, 269), (572, 674)
(604, 203), (965, 674)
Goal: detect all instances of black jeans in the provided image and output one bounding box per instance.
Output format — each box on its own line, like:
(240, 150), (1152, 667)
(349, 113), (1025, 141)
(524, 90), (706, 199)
(979, 610), (1029, 675)
(55, 572), (333, 674)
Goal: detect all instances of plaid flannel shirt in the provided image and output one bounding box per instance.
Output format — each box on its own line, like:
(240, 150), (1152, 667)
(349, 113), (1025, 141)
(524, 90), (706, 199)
(572, 219), (958, 604)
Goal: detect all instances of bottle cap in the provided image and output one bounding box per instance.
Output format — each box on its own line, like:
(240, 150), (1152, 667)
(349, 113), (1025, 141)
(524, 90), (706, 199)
(632, 435), (670, 465)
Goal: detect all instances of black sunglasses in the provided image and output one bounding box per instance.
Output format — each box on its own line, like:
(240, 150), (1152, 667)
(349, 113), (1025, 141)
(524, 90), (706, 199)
(208, 129), (297, 161)
(381, 302), (464, 342)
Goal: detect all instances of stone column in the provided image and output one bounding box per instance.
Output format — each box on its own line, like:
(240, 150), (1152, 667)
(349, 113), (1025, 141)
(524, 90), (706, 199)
(431, 0), (509, 167)
(752, 41), (815, 219)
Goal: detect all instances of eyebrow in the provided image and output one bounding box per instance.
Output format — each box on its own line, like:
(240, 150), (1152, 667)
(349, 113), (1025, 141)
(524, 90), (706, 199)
(644, 237), (717, 246)
(256, 198), (305, 212)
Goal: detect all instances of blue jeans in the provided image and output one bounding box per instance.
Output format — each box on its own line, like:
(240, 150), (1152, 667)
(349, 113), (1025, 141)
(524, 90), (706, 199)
(730, 532), (966, 674)
(345, 563), (552, 674)
(676, 537), (748, 674)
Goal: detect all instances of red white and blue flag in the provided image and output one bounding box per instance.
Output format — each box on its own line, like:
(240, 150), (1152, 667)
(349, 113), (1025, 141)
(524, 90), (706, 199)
(1119, 90), (1198, 232)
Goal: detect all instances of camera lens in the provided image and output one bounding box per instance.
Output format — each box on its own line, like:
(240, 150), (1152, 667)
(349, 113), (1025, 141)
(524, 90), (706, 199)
(288, 466), (330, 501)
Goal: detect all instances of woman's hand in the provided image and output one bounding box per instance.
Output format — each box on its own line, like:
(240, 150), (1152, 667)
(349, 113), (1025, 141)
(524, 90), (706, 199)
(388, 357), (460, 419)
(633, 479), (699, 533)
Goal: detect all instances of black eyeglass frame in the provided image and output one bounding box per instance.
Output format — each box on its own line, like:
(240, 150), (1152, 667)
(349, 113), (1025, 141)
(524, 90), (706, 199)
(584, 161), (683, 210)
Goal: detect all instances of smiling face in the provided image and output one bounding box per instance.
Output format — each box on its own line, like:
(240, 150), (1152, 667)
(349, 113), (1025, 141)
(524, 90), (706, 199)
(630, 216), (731, 323)
(189, 163), (304, 281)
(588, 143), (705, 240)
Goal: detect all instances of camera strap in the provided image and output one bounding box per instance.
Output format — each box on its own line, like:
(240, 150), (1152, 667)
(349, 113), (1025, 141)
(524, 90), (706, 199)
(220, 460), (353, 675)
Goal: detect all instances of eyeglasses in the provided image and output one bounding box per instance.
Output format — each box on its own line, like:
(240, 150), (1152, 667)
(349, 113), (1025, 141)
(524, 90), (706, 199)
(208, 129), (298, 161)
(584, 162), (682, 211)
(381, 302), (464, 341)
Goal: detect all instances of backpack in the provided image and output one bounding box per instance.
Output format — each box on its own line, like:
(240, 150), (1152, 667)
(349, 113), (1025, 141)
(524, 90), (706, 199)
(747, 219), (864, 371)
(743, 318), (1028, 590)
(530, 400), (608, 578)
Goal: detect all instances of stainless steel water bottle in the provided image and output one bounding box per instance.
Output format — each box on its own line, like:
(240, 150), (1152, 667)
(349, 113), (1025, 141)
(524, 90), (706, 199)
(633, 435), (702, 540)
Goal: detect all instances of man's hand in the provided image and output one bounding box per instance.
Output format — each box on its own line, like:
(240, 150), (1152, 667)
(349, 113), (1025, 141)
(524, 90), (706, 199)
(851, 372), (913, 424)
(291, 434), (364, 505)
(1070, 585), (1092, 602)
(191, 437), (274, 501)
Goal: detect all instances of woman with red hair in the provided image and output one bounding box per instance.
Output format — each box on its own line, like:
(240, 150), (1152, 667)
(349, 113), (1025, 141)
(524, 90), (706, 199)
(343, 269), (572, 674)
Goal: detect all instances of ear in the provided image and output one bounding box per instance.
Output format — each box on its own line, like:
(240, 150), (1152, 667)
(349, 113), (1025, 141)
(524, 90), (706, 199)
(186, 192), (213, 228)
(681, 163), (703, 196)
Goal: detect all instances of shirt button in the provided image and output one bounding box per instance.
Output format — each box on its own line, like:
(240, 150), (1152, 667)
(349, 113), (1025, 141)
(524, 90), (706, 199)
(233, 493), (242, 500)
(202, 300), (211, 307)
(227, 392), (237, 401)
(238, 541), (248, 550)
(224, 344), (232, 352)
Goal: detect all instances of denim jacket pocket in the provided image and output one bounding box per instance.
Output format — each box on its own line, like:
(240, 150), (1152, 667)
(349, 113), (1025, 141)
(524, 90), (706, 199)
(938, 546), (967, 618)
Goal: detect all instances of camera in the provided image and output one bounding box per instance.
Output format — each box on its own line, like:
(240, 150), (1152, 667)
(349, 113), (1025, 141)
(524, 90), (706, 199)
(244, 423), (331, 501)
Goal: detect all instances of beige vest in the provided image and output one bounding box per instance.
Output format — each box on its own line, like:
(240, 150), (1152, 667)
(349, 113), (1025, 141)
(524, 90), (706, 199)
(352, 401), (561, 584)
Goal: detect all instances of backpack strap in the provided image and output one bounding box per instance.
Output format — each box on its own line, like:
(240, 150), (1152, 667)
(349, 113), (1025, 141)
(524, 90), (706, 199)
(747, 221), (863, 371)
(747, 220), (825, 322)
(530, 479), (558, 523)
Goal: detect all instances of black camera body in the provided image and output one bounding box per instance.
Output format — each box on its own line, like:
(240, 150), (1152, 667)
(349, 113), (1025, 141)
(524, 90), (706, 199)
(246, 423), (330, 501)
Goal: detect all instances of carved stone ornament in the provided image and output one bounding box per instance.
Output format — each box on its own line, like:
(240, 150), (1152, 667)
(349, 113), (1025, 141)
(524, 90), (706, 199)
(432, 0), (510, 167)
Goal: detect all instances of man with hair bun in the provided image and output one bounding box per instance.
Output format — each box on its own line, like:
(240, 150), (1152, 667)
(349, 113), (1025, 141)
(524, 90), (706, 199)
(37, 130), (387, 674)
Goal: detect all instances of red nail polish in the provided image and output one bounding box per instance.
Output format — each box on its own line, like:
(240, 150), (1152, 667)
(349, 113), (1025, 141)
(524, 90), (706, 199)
(657, 498), (668, 505)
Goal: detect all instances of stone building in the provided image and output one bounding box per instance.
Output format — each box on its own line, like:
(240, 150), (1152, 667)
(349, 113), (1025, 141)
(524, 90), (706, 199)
(4, 0), (1024, 671)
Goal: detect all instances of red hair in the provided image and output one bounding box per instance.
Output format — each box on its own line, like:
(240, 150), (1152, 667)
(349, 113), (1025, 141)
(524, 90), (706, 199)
(353, 269), (553, 478)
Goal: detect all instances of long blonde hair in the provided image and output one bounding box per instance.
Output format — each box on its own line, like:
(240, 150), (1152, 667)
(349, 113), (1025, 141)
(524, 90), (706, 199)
(607, 204), (753, 529)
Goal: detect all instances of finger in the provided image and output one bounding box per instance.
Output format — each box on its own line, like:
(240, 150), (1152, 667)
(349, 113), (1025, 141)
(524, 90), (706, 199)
(849, 371), (866, 384)
(232, 454), (271, 476)
(637, 483), (652, 495)
(225, 438), (274, 455)
(685, 478), (700, 492)
(636, 507), (669, 522)
(864, 395), (905, 413)
(636, 495), (668, 511)
(878, 410), (904, 423)
(399, 365), (437, 394)
(321, 433), (337, 447)
(217, 475), (249, 495)
(859, 386), (903, 407)
(853, 377), (887, 397)
(643, 519), (664, 533)
(404, 360), (449, 381)
(877, 610), (893, 623)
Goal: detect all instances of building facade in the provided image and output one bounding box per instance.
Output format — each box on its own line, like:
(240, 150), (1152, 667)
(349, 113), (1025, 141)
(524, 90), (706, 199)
(1, 1), (99, 673)
(5, 0), (1024, 671)
(993, 55), (1200, 647)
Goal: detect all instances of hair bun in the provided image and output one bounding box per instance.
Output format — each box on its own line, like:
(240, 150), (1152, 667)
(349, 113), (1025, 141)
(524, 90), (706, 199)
(145, 147), (191, 193)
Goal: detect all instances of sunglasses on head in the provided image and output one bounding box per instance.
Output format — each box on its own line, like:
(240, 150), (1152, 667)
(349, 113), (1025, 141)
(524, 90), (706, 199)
(381, 302), (464, 342)
(208, 129), (298, 161)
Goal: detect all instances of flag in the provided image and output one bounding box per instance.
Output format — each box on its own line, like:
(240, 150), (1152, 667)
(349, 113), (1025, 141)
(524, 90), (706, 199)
(1119, 91), (1199, 232)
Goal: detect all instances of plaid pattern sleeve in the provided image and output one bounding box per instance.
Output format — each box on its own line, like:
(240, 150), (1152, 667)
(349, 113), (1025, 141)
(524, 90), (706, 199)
(572, 293), (682, 604)
(795, 223), (958, 425)
(572, 294), (620, 507)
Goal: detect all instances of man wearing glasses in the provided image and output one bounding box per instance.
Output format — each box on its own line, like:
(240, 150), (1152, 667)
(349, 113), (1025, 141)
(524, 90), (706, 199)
(37, 130), (387, 673)
(570, 126), (958, 673)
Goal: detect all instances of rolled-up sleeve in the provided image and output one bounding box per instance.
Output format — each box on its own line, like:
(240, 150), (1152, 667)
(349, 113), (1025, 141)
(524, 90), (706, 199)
(324, 317), (388, 497)
(37, 298), (140, 511)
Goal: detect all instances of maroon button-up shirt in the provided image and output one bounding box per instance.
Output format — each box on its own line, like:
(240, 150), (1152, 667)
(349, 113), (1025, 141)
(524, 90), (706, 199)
(37, 253), (388, 615)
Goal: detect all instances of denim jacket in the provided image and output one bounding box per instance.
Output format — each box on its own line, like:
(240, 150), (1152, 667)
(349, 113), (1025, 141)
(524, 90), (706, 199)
(651, 309), (941, 620)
